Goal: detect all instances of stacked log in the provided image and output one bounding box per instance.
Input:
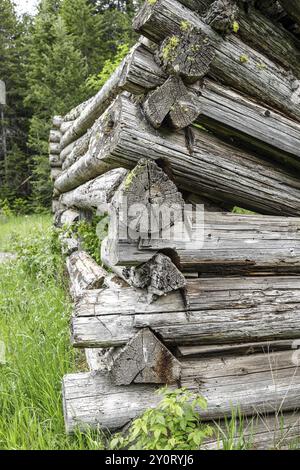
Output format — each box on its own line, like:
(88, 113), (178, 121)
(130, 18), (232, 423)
(48, 0), (300, 448)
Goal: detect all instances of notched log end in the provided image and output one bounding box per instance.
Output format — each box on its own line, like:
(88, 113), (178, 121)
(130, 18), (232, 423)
(110, 328), (181, 386)
(204, 0), (239, 35)
(158, 29), (216, 83)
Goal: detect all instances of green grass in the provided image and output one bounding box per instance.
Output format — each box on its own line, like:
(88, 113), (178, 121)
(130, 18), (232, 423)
(0, 214), (104, 449)
(0, 214), (51, 252)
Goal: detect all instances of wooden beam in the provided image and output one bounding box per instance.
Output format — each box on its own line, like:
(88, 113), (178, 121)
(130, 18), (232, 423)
(63, 349), (300, 432)
(72, 276), (300, 348)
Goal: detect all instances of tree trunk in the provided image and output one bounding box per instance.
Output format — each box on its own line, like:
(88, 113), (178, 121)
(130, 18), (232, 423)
(134, 0), (300, 122)
(56, 96), (300, 216)
(72, 276), (300, 348)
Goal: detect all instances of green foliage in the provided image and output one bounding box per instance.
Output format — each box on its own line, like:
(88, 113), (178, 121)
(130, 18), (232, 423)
(110, 387), (214, 450)
(10, 224), (63, 281)
(86, 43), (130, 92)
(72, 214), (108, 263)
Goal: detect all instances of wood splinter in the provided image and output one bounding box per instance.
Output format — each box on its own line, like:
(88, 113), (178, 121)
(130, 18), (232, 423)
(110, 328), (181, 386)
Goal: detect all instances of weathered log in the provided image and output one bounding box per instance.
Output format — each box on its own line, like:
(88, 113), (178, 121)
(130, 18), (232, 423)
(49, 142), (61, 156)
(178, 0), (215, 13)
(61, 132), (91, 169)
(63, 97), (94, 123)
(134, 0), (300, 122)
(50, 167), (62, 182)
(110, 213), (300, 274)
(279, 1), (300, 26)
(235, 4), (300, 76)
(72, 276), (300, 348)
(118, 42), (168, 95)
(110, 328), (181, 385)
(52, 115), (63, 129)
(60, 121), (73, 134)
(49, 130), (62, 143)
(56, 96), (300, 215)
(60, 43), (167, 152)
(63, 349), (300, 432)
(200, 0), (300, 76)
(55, 209), (80, 228)
(60, 168), (127, 212)
(60, 234), (79, 256)
(86, 42), (300, 165)
(66, 251), (107, 300)
(195, 79), (300, 168)
(49, 154), (62, 168)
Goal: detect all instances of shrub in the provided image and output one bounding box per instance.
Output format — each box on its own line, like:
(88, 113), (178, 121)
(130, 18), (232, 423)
(110, 387), (214, 450)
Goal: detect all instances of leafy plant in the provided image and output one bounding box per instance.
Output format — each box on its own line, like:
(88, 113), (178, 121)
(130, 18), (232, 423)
(86, 43), (130, 93)
(110, 387), (214, 450)
(11, 225), (64, 282)
(71, 214), (108, 264)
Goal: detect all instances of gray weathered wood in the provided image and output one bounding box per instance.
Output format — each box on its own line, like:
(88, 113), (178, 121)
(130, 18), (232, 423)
(49, 142), (61, 156)
(49, 154), (62, 168)
(110, 328), (181, 385)
(60, 234), (79, 256)
(61, 132), (91, 169)
(134, 0), (300, 122)
(56, 96), (300, 215)
(66, 251), (107, 300)
(196, 79), (300, 167)
(49, 130), (62, 143)
(63, 349), (300, 432)
(55, 209), (80, 228)
(177, 339), (298, 358)
(50, 167), (62, 182)
(122, 253), (186, 297)
(203, 0), (238, 35)
(134, 214), (300, 274)
(60, 168), (127, 211)
(72, 276), (300, 348)
(52, 115), (63, 129)
(143, 76), (187, 128)
(63, 97), (94, 123)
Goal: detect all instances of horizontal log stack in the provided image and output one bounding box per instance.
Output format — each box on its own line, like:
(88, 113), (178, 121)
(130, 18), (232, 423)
(50, 0), (300, 449)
